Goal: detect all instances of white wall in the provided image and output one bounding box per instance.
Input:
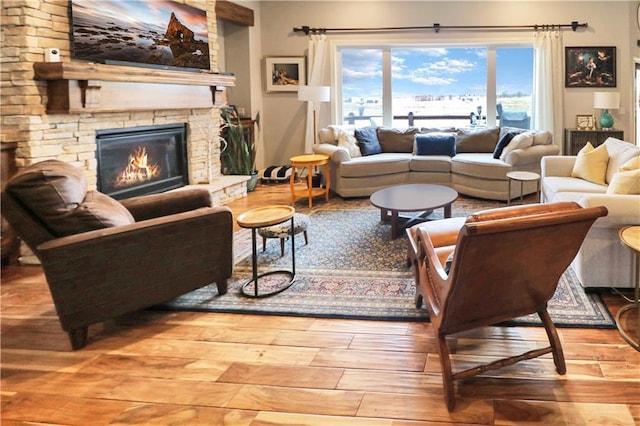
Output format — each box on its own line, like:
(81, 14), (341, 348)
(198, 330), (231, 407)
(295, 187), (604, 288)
(247, 1), (637, 166)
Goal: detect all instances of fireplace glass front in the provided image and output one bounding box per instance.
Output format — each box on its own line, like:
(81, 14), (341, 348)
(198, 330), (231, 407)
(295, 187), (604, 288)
(96, 124), (189, 200)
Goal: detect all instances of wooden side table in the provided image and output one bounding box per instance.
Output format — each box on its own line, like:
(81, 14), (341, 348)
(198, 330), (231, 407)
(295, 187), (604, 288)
(506, 171), (540, 205)
(236, 205), (297, 298)
(290, 154), (330, 208)
(618, 226), (640, 351)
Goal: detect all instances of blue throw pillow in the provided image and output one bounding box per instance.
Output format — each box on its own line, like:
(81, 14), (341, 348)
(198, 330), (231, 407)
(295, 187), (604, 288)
(355, 127), (382, 156)
(493, 130), (519, 159)
(415, 133), (456, 157)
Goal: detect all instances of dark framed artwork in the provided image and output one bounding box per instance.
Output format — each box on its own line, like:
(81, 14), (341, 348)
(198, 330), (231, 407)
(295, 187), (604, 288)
(565, 46), (616, 87)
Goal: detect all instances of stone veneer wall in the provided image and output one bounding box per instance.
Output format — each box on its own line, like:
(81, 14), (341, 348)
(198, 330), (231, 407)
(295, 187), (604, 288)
(0, 0), (242, 199)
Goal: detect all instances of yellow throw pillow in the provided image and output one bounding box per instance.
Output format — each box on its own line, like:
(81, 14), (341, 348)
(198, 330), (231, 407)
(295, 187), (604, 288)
(618, 156), (640, 172)
(606, 156), (640, 194)
(571, 142), (609, 185)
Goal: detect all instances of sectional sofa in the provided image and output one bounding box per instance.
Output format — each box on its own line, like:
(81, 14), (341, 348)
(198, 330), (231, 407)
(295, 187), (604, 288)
(541, 137), (640, 289)
(313, 125), (559, 201)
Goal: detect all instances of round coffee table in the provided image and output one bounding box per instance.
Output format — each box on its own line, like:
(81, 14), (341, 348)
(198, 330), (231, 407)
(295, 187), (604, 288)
(370, 184), (458, 239)
(236, 205), (297, 298)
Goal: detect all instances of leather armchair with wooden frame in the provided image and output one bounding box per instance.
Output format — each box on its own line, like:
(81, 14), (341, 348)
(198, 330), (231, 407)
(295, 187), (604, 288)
(408, 202), (607, 411)
(1, 160), (233, 350)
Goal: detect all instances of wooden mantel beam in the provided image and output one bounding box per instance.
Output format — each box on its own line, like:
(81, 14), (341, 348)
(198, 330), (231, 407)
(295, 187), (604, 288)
(216, 0), (254, 26)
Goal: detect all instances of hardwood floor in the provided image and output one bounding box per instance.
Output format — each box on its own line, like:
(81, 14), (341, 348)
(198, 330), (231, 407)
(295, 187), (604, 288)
(2, 181), (639, 425)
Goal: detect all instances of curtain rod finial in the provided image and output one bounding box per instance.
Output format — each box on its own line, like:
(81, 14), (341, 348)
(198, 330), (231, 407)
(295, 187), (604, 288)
(293, 26), (311, 35)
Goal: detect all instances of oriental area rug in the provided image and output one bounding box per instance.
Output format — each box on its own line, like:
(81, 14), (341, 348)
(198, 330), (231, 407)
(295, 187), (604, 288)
(157, 196), (616, 328)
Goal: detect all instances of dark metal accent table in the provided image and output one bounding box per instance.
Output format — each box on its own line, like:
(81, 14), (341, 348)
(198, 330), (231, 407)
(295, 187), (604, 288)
(236, 205), (296, 298)
(370, 184), (458, 239)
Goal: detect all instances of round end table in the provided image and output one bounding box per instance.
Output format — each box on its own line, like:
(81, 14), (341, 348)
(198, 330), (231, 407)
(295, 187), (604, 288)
(507, 171), (540, 205)
(237, 205), (297, 298)
(617, 225), (640, 351)
(290, 154), (330, 208)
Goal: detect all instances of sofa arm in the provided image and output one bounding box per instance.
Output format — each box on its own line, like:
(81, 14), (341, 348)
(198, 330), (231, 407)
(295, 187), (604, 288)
(576, 194), (640, 227)
(541, 155), (576, 178)
(504, 144), (559, 167)
(313, 143), (351, 163)
(121, 188), (212, 221)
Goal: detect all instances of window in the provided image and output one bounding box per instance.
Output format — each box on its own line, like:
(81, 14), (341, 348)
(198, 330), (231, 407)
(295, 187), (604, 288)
(338, 44), (533, 129)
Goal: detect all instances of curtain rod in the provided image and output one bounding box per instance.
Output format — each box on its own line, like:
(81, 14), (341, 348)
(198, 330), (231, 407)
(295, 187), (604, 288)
(293, 21), (587, 35)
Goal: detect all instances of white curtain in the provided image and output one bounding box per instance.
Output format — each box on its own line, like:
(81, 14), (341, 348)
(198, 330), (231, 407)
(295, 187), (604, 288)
(533, 29), (563, 151)
(303, 34), (328, 153)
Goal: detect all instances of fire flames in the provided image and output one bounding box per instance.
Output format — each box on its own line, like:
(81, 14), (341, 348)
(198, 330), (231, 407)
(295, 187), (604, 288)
(115, 146), (161, 187)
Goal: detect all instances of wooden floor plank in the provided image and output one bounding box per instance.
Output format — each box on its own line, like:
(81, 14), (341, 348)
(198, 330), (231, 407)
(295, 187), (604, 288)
(227, 384), (364, 416)
(311, 348), (427, 371)
(218, 363), (345, 389)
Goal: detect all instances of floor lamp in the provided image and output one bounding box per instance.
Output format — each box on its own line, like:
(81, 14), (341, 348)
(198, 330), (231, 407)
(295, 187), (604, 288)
(298, 85), (331, 147)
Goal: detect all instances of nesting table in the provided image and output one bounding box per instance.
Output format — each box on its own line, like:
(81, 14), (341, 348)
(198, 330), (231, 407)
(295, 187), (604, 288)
(290, 154), (330, 208)
(236, 205), (297, 298)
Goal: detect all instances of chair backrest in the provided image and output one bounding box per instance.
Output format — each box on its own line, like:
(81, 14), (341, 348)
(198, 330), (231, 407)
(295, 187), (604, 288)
(1, 190), (57, 256)
(1, 160), (135, 258)
(430, 203), (607, 334)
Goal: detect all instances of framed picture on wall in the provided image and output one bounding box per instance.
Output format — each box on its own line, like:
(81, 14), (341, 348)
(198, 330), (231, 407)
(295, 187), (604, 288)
(264, 56), (306, 92)
(565, 46), (616, 88)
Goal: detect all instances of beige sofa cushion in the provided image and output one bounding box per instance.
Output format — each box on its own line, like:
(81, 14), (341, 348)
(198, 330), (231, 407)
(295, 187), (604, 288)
(455, 126), (500, 153)
(377, 127), (420, 153)
(6, 159), (135, 237)
(571, 142), (609, 185)
(604, 137), (640, 184)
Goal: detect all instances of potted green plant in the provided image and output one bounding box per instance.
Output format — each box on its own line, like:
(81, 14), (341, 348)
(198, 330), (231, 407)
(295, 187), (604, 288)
(219, 106), (258, 191)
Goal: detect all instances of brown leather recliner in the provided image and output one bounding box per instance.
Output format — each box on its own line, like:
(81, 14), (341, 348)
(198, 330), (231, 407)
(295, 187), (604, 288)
(407, 202), (608, 411)
(1, 160), (233, 350)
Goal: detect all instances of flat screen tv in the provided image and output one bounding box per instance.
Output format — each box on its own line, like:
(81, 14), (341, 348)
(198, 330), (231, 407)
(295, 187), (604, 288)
(69, 0), (210, 71)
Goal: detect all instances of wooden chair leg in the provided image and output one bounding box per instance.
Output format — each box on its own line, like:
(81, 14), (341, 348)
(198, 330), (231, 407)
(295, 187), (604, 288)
(437, 334), (456, 411)
(538, 309), (566, 374)
(280, 238), (285, 257)
(303, 230), (308, 245)
(262, 236), (267, 252)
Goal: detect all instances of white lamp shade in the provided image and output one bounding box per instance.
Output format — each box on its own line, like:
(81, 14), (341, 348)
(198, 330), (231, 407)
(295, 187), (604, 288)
(298, 85), (331, 103)
(593, 92), (620, 110)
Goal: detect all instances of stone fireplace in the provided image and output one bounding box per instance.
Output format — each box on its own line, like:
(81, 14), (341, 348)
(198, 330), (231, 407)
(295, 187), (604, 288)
(1, 0), (249, 263)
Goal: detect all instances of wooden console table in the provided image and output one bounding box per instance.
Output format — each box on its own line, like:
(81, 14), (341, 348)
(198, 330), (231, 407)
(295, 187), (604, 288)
(564, 129), (624, 155)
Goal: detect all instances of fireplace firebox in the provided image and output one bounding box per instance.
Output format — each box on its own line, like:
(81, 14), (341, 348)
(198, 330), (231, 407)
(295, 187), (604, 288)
(96, 124), (189, 200)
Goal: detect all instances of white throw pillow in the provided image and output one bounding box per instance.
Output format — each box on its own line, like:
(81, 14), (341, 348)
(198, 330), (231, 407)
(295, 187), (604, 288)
(499, 131), (534, 161)
(532, 130), (553, 146)
(336, 128), (362, 158)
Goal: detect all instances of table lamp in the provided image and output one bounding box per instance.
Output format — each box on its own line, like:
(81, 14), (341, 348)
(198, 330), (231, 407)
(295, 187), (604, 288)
(298, 85), (331, 144)
(593, 91), (620, 130)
